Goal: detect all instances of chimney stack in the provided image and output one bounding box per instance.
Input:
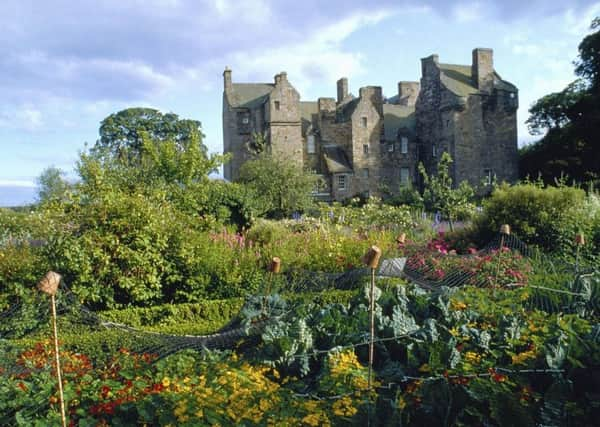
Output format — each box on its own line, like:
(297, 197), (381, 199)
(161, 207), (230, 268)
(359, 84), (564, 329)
(223, 67), (232, 92)
(472, 48), (494, 92)
(397, 81), (420, 107)
(337, 77), (348, 103)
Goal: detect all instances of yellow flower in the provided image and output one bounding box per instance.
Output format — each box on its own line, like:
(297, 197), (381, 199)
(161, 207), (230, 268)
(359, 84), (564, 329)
(332, 396), (358, 417)
(397, 396), (407, 410)
(512, 349), (536, 365)
(464, 351), (481, 364)
(161, 377), (171, 387)
(450, 300), (468, 311)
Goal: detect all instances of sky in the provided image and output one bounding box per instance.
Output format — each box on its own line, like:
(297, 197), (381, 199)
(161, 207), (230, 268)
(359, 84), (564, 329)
(1, 0), (599, 206)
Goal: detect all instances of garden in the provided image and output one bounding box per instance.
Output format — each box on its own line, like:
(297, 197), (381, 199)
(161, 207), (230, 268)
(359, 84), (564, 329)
(1, 177), (600, 426)
(1, 108), (600, 426)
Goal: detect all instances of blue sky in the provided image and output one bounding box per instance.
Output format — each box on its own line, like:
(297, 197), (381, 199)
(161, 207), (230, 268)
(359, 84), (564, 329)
(1, 0), (599, 206)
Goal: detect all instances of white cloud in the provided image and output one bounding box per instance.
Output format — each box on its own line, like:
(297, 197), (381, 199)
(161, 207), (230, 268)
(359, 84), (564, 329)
(0, 179), (36, 188)
(452, 1), (485, 23)
(563, 3), (600, 36)
(223, 9), (394, 95)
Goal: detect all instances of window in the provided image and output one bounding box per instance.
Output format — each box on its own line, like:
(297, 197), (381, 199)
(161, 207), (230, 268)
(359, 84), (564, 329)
(362, 168), (369, 178)
(432, 145), (437, 158)
(363, 144), (369, 156)
(484, 169), (494, 185)
(388, 144), (394, 152)
(361, 117), (367, 128)
(274, 101), (280, 111)
(400, 167), (410, 186)
(401, 137), (408, 154)
(337, 175), (346, 191)
(237, 112), (250, 133)
(307, 135), (316, 154)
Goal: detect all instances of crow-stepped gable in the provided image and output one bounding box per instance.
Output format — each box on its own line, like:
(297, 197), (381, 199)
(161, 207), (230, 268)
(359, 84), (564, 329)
(223, 48), (518, 201)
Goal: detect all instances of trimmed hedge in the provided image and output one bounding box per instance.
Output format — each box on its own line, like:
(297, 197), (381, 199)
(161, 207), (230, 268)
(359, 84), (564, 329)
(8, 290), (359, 359)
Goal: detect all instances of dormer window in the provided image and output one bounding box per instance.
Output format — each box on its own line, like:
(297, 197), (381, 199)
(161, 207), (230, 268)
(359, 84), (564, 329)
(242, 117), (249, 124)
(274, 101), (280, 111)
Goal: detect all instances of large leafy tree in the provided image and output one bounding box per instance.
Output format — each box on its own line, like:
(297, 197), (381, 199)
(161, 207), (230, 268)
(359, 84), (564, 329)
(238, 154), (319, 219)
(36, 166), (70, 204)
(521, 18), (600, 184)
(94, 107), (207, 160)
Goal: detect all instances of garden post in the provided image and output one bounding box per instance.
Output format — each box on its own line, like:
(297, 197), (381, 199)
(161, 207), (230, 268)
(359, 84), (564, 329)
(37, 271), (67, 427)
(265, 257), (281, 312)
(363, 246), (381, 390)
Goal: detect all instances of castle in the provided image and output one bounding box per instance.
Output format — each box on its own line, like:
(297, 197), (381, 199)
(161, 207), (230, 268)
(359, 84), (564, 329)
(223, 48), (519, 201)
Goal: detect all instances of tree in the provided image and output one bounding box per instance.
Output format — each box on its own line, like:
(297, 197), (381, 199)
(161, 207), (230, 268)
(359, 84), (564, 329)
(36, 166), (70, 204)
(94, 107), (207, 160)
(238, 154), (320, 219)
(522, 17), (600, 185)
(418, 152), (475, 231)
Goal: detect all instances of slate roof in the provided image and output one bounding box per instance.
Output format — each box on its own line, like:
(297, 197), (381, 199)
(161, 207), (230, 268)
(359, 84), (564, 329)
(338, 97), (360, 121)
(439, 63), (479, 96)
(439, 63), (517, 97)
(228, 83), (274, 108)
(323, 146), (353, 174)
(383, 104), (416, 141)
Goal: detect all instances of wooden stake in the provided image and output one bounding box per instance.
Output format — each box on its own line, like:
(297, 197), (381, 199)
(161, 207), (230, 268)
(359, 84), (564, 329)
(38, 272), (66, 427)
(363, 246), (381, 390)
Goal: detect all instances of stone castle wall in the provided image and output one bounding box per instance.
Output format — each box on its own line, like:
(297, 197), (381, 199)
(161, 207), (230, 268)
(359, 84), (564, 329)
(223, 48), (519, 200)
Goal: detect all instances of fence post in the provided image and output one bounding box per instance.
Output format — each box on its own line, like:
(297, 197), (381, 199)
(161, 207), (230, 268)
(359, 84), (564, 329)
(37, 271), (67, 427)
(363, 246), (382, 390)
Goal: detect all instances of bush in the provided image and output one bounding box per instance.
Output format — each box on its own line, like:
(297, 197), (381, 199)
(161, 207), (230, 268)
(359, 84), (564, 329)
(477, 183), (599, 263)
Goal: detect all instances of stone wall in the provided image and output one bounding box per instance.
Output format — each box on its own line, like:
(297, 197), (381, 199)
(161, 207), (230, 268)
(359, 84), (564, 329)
(350, 87), (384, 197)
(267, 73), (303, 163)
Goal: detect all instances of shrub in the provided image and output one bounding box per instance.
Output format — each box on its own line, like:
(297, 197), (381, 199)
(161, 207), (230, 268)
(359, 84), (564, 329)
(477, 183), (599, 263)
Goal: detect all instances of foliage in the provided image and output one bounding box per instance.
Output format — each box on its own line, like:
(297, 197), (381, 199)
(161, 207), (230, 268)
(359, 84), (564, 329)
(521, 17), (600, 185)
(36, 166), (71, 204)
(94, 108), (207, 160)
(245, 131), (268, 156)
(201, 180), (261, 230)
(238, 154), (320, 219)
(385, 185), (424, 210)
(318, 197), (414, 232)
(402, 234), (533, 287)
(419, 152), (475, 231)
(476, 182), (600, 264)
